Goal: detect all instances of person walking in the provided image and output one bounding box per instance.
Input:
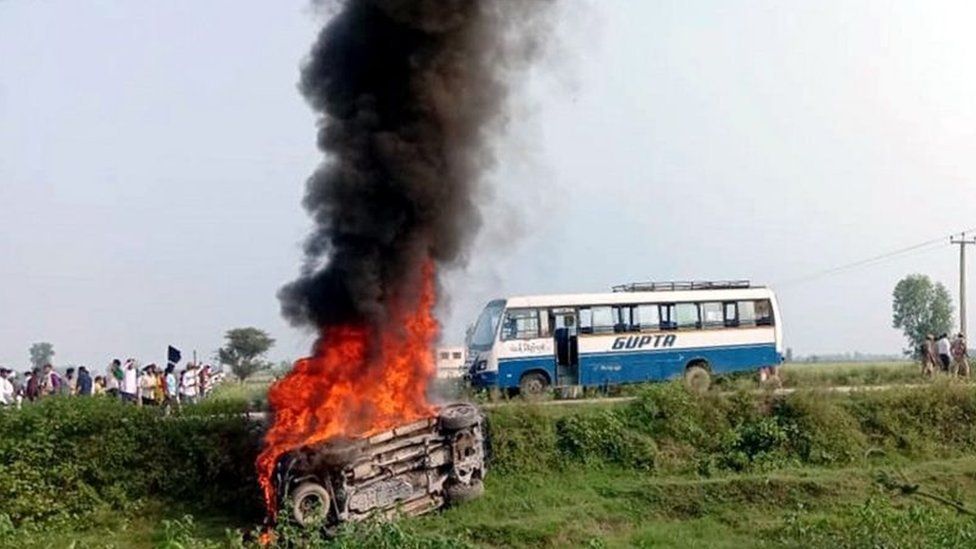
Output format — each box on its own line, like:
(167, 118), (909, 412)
(952, 333), (970, 377)
(77, 367), (93, 396)
(937, 333), (952, 373)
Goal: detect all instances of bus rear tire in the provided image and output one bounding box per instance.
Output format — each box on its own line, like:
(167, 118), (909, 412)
(684, 363), (711, 393)
(519, 372), (549, 399)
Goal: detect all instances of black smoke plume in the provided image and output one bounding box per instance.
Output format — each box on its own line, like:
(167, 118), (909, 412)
(280, 0), (550, 329)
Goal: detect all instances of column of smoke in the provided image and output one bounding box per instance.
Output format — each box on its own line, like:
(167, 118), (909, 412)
(279, 0), (552, 332)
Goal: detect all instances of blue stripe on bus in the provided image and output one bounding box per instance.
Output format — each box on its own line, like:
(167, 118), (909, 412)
(481, 343), (779, 389)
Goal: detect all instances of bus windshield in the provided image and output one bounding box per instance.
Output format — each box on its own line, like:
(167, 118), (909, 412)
(469, 301), (504, 350)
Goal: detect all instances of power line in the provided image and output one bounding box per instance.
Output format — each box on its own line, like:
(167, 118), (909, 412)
(777, 227), (976, 288)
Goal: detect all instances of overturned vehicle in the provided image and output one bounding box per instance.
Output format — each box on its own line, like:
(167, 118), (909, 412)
(272, 403), (488, 527)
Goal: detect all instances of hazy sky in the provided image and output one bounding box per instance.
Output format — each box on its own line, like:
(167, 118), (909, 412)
(3, 1), (976, 369)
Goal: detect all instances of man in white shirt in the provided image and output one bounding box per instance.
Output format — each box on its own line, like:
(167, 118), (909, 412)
(181, 363), (199, 404)
(121, 359), (139, 404)
(937, 333), (952, 373)
(0, 368), (14, 406)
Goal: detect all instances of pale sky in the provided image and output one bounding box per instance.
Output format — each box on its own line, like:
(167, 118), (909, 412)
(3, 1), (976, 369)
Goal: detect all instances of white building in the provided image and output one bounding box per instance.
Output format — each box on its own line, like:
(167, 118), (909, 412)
(435, 346), (467, 379)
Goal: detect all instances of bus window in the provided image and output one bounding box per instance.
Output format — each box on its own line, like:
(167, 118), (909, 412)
(755, 299), (774, 326)
(738, 301), (756, 327)
(723, 302), (739, 327)
(635, 304), (660, 332)
(701, 302), (723, 328)
(551, 307), (578, 334)
(613, 306), (633, 333)
(660, 304), (677, 330)
(501, 309), (541, 340)
(676, 303), (700, 329)
(592, 306), (614, 334)
(579, 307), (593, 334)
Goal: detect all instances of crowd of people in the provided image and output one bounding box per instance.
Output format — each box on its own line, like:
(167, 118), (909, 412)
(921, 333), (970, 377)
(0, 359), (223, 409)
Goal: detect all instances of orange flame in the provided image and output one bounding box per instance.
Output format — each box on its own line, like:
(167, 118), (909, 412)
(256, 261), (438, 516)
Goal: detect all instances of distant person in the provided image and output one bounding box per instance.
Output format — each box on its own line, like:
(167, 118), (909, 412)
(952, 333), (970, 377)
(921, 335), (938, 377)
(77, 367), (93, 396)
(163, 364), (179, 412)
(180, 363), (199, 405)
(0, 368), (14, 406)
(92, 376), (107, 396)
(121, 359), (138, 404)
(40, 364), (61, 397)
(139, 364), (158, 406)
(25, 367), (41, 402)
(106, 359), (122, 398)
(937, 333), (952, 372)
(199, 365), (212, 397)
(64, 367), (77, 396)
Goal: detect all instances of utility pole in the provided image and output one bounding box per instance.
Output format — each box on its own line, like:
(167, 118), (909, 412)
(951, 233), (976, 337)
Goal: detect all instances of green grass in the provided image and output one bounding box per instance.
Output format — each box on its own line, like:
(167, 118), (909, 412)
(779, 361), (923, 388)
(36, 457), (976, 548)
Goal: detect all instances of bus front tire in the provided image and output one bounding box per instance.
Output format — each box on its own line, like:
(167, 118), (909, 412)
(684, 363), (711, 393)
(519, 372), (549, 398)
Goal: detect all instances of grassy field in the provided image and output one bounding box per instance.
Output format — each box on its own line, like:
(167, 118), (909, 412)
(32, 456), (976, 548)
(13, 381), (976, 548)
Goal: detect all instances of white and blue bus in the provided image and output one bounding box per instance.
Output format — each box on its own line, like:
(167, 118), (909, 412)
(466, 281), (783, 395)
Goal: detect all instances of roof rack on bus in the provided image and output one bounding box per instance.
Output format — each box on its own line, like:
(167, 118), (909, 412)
(611, 280), (753, 293)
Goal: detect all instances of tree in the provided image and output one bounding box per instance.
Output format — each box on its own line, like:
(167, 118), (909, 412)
(892, 274), (954, 356)
(29, 342), (55, 369)
(217, 328), (275, 382)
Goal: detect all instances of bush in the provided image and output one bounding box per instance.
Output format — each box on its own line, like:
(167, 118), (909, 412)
(555, 410), (656, 469)
(0, 397), (264, 526)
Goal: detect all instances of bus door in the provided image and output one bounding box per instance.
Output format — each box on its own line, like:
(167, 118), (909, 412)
(551, 307), (579, 386)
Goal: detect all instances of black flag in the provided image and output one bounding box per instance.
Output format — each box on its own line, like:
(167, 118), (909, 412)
(167, 346), (182, 367)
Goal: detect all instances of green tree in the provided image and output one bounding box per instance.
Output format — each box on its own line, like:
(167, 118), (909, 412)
(892, 274), (954, 356)
(217, 328), (275, 382)
(28, 342), (55, 369)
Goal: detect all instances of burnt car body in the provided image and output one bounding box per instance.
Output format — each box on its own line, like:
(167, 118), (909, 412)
(272, 402), (487, 527)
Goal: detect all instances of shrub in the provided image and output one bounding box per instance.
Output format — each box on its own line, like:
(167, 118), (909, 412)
(555, 410), (656, 469)
(0, 397), (264, 526)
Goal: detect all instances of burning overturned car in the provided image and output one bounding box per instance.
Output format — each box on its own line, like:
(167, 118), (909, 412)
(270, 403), (488, 528)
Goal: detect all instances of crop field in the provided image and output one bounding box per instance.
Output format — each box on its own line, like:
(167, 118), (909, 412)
(5, 373), (976, 548)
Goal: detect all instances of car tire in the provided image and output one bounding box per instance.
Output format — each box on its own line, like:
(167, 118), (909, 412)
(291, 481), (331, 526)
(519, 372), (548, 398)
(445, 480), (485, 505)
(684, 363), (711, 393)
(439, 403), (481, 431)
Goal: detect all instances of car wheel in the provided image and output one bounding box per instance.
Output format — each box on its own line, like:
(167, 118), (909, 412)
(684, 363), (711, 393)
(445, 480), (485, 505)
(439, 403), (480, 431)
(519, 372), (548, 398)
(291, 481), (331, 526)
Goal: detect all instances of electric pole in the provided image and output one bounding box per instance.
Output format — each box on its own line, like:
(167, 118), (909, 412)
(951, 232), (976, 337)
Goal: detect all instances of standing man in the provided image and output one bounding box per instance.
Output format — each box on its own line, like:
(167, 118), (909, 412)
(64, 367), (77, 396)
(937, 333), (952, 373)
(952, 333), (970, 377)
(106, 359), (122, 398)
(76, 367), (93, 396)
(121, 359), (138, 404)
(163, 364), (179, 414)
(181, 363), (199, 405)
(0, 369), (14, 406)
